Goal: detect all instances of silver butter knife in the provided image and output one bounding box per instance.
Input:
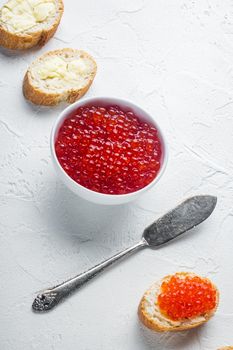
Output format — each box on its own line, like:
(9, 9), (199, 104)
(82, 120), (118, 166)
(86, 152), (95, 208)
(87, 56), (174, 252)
(32, 195), (217, 312)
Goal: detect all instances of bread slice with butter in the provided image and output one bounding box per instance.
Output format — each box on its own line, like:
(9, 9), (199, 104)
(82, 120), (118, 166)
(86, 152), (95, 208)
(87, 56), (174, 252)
(23, 48), (97, 106)
(138, 272), (219, 332)
(0, 0), (63, 50)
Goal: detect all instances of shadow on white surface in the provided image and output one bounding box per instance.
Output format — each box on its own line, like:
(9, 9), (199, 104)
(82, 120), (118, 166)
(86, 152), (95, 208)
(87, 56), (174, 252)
(22, 96), (69, 115)
(0, 44), (43, 57)
(42, 181), (135, 245)
(40, 177), (208, 255)
(137, 319), (201, 350)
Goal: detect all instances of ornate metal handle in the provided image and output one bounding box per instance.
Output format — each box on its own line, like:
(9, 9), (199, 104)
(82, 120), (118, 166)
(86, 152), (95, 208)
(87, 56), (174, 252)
(32, 239), (147, 312)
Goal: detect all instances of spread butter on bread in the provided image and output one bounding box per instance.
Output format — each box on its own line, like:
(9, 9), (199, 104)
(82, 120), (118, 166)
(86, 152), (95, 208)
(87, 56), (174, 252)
(23, 48), (97, 106)
(0, 0), (63, 50)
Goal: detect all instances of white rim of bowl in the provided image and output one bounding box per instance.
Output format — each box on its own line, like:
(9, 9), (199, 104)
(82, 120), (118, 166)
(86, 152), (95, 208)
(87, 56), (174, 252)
(51, 96), (168, 198)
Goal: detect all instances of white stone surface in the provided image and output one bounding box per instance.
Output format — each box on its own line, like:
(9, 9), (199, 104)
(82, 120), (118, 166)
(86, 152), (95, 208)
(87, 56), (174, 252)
(0, 0), (233, 349)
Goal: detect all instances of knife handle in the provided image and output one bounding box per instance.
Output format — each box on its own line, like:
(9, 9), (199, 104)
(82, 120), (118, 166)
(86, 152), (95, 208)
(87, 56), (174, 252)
(32, 239), (147, 312)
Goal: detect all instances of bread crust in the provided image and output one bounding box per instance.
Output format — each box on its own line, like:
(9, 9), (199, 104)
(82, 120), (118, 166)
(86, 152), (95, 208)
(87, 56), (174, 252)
(0, 0), (64, 50)
(23, 48), (97, 106)
(138, 272), (219, 332)
(23, 71), (62, 106)
(218, 347), (233, 350)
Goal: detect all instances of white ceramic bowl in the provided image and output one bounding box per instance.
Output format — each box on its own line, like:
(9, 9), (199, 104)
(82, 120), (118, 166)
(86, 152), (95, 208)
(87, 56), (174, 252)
(51, 97), (168, 205)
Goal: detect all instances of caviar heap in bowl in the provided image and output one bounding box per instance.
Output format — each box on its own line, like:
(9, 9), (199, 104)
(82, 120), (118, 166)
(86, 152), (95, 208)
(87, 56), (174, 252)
(51, 97), (168, 205)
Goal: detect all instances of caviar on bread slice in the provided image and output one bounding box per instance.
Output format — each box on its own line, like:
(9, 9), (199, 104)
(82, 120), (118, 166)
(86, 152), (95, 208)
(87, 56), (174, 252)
(23, 48), (97, 106)
(138, 272), (219, 332)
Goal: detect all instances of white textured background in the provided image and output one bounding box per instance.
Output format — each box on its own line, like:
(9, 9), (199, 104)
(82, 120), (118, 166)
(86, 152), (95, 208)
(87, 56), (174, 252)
(0, 0), (233, 349)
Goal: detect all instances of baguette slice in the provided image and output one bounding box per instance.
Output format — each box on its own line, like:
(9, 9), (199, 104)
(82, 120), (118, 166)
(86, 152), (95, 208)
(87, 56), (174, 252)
(0, 0), (63, 50)
(138, 272), (219, 332)
(23, 48), (97, 106)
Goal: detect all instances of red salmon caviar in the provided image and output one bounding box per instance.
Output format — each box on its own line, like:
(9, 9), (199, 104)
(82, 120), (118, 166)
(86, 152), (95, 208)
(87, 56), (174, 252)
(157, 273), (217, 321)
(55, 105), (162, 194)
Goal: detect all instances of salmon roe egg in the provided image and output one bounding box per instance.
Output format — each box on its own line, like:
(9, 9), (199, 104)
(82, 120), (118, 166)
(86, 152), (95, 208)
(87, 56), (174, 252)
(157, 273), (217, 321)
(55, 105), (162, 194)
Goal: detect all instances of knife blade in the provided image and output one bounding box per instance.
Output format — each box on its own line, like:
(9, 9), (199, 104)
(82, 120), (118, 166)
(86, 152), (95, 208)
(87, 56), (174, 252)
(143, 195), (217, 246)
